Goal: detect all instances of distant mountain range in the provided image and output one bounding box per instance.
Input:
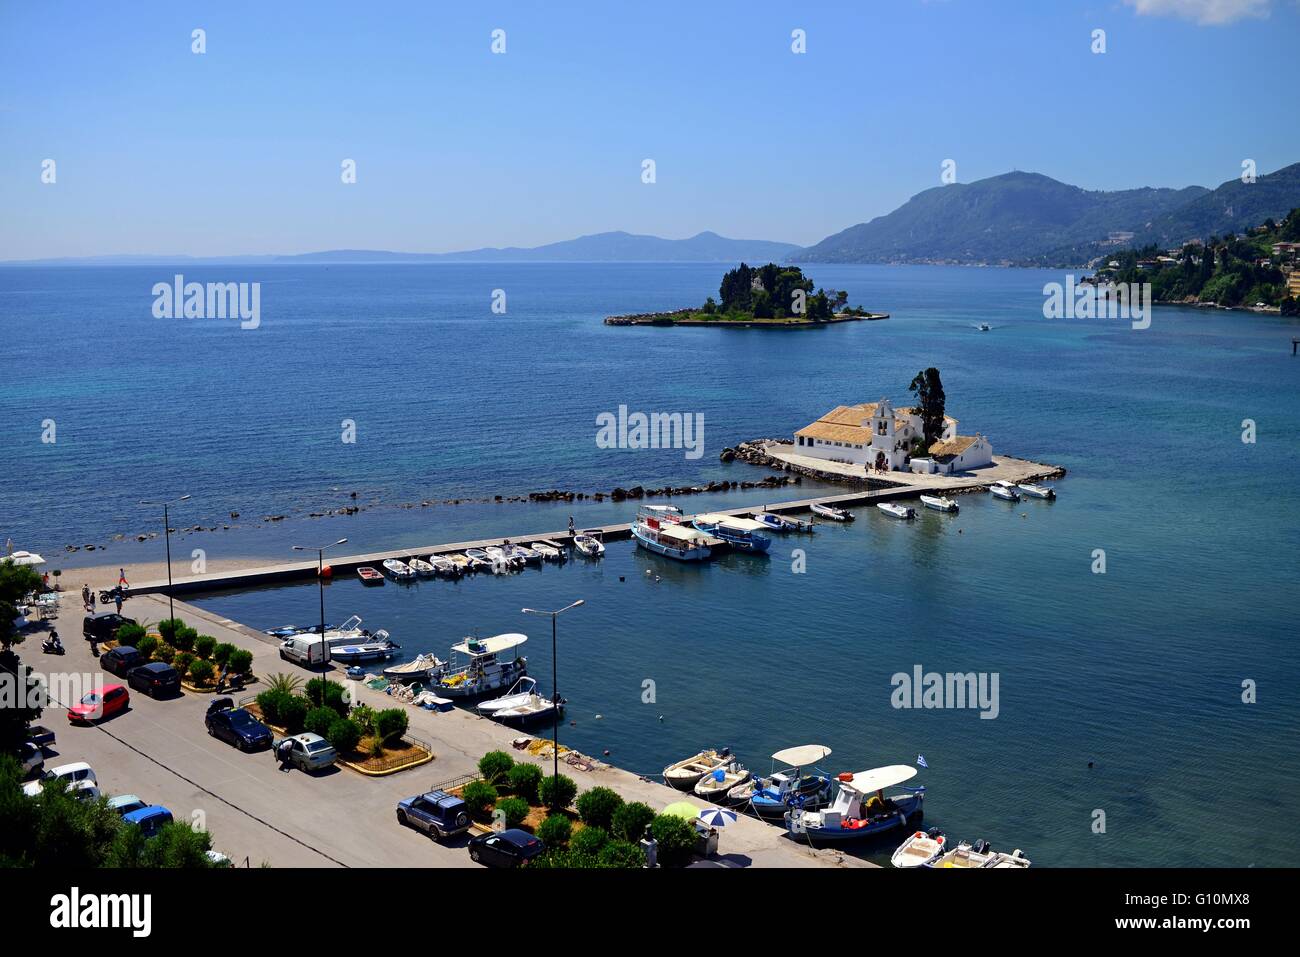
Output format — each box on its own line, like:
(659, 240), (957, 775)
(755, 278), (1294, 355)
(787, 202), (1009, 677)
(9, 164), (1298, 268)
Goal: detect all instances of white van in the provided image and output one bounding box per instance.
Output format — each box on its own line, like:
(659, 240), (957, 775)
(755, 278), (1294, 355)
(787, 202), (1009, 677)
(278, 636), (327, 666)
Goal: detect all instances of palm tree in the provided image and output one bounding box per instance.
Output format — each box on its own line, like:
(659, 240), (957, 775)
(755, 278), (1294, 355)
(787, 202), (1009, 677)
(264, 672), (303, 697)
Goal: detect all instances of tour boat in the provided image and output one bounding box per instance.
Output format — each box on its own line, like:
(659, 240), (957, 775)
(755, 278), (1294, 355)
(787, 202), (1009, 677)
(574, 530), (605, 557)
(530, 542), (561, 561)
(919, 495), (959, 513)
(1017, 482), (1056, 500)
(891, 828), (947, 868)
(357, 566), (384, 585)
(475, 676), (541, 715)
(382, 558), (417, 581)
(876, 502), (916, 520)
(755, 511), (813, 533)
(406, 557), (436, 577)
(692, 513), (772, 553)
(663, 748), (734, 791)
(785, 765), (924, 844)
(728, 744), (834, 820)
(428, 555), (458, 577)
(990, 481), (1020, 502)
(693, 762), (752, 803)
(430, 633), (528, 699)
(925, 839), (1031, 869)
(810, 503), (853, 522)
(382, 653), (444, 683)
(633, 505), (713, 561)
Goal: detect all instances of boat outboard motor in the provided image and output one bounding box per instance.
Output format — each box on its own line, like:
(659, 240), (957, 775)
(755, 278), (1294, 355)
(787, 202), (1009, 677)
(972, 839), (990, 855)
(926, 827), (943, 841)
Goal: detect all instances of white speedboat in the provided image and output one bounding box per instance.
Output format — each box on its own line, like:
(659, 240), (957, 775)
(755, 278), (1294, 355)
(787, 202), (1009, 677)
(663, 748), (734, 791)
(990, 481), (1020, 502)
(382, 653), (444, 683)
(462, 550), (493, 571)
(484, 546), (522, 569)
(382, 559), (417, 581)
(1017, 482), (1056, 500)
(428, 555), (458, 576)
(574, 529), (605, 557)
(926, 839), (1031, 869)
(891, 828), (947, 868)
(978, 322), (991, 332)
(509, 544), (542, 565)
(530, 542), (561, 561)
(332, 636), (401, 663)
(785, 765), (924, 844)
(467, 547), (508, 574)
(755, 511), (813, 533)
(407, 557), (436, 577)
(431, 633), (528, 699)
(810, 503), (853, 522)
(693, 762), (751, 803)
(919, 495), (959, 513)
(876, 502), (916, 520)
(475, 676), (541, 715)
(491, 692), (564, 726)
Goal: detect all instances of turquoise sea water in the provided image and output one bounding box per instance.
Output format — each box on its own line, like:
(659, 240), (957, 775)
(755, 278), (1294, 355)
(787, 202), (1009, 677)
(4, 263), (1298, 866)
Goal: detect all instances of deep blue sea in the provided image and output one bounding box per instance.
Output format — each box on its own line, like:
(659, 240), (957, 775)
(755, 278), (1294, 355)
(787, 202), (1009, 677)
(3, 262), (1298, 866)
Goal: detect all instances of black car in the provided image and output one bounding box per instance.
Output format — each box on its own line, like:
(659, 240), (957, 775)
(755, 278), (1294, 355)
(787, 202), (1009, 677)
(467, 829), (545, 868)
(100, 645), (145, 678)
(83, 612), (135, 643)
(127, 662), (180, 698)
(205, 700), (273, 751)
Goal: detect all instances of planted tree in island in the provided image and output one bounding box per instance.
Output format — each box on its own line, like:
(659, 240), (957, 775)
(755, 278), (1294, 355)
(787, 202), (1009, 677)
(478, 750), (515, 784)
(909, 367), (947, 447)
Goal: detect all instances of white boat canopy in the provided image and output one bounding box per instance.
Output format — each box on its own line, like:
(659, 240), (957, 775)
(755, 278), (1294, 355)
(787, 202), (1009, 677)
(658, 524), (711, 543)
(839, 765), (918, 794)
(771, 744), (832, 767)
(695, 513), (769, 533)
(452, 633), (528, 656)
(9, 550), (45, 566)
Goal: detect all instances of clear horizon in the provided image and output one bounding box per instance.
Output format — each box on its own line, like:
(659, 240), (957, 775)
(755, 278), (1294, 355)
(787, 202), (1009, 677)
(2, 0), (1298, 260)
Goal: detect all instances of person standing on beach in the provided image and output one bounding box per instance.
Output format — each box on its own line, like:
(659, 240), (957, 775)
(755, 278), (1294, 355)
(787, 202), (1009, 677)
(82, 584), (91, 611)
(114, 591), (123, 613)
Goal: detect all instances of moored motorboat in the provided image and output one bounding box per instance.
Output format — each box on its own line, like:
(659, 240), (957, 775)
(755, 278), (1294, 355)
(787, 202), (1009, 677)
(491, 692), (564, 726)
(382, 653), (444, 683)
(919, 495), (959, 513)
(693, 762), (751, 803)
(692, 513), (772, 553)
(407, 557), (436, 577)
(810, 503), (853, 522)
(530, 542), (561, 561)
(475, 676), (541, 715)
(430, 633), (528, 699)
(729, 744), (833, 820)
(357, 566), (384, 585)
(1017, 482), (1056, 500)
(633, 505), (714, 561)
(990, 481), (1020, 502)
(382, 558), (417, 581)
(428, 555), (458, 577)
(755, 511), (813, 533)
(464, 548), (497, 572)
(925, 839), (1031, 869)
(447, 553), (475, 573)
(663, 748), (734, 791)
(785, 765), (924, 844)
(509, 544), (542, 565)
(332, 636), (401, 663)
(876, 502), (916, 520)
(574, 529), (605, 557)
(891, 828), (947, 868)
(484, 546), (522, 570)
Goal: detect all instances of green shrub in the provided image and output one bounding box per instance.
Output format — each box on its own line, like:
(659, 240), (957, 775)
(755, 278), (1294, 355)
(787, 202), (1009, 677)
(158, 618), (183, 643)
(612, 801), (656, 843)
(326, 716), (362, 754)
(526, 849), (582, 869)
(172, 626), (198, 652)
(256, 688), (291, 725)
(536, 813), (572, 848)
(227, 648), (253, 675)
(478, 750), (515, 784)
(507, 763), (543, 804)
(304, 678), (347, 715)
(461, 780), (499, 819)
(598, 840), (647, 869)
(135, 635), (158, 659)
(367, 736), (385, 758)
(278, 695), (308, 734)
(538, 773), (578, 811)
(576, 786), (624, 830)
(570, 825), (609, 857)
(650, 814), (697, 867)
(194, 634), (216, 659)
(495, 796), (530, 829)
(154, 642), (176, 664)
(188, 659), (215, 687)
(304, 706), (336, 737)
(375, 708), (408, 744)
(115, 623), (146, 645)
(212, 642), (236, 667)
(350, 704), (377, 735)
(173, 651), (194, 675)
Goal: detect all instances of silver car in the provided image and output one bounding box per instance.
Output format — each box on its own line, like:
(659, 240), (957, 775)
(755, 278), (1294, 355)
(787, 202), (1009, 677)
(274, 733), (338, 771)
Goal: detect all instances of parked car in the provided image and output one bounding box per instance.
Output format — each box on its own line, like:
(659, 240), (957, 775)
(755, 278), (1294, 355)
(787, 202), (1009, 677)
(83, 612), (136, 643)
(128, 662), (180, 698)
(396, 790), (471, 840)
(27, 724), (57, 750)
(206, 699), (273, 751)
(20, 742), (44, 778)
(22, 761), (96, 797)
(100, 645), (145, 678)
(123, 805), (174, 838)
(467, 829), (545, 868)
(273, 733), (338, 771)
(67, 683), (130, 723)
(107, 794), (149, 816)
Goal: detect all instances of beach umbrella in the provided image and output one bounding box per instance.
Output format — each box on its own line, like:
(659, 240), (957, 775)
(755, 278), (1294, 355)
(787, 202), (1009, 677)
(663, 801), (701, 820)
(698, 807), (737, 828)
(10, 551), (45, 566)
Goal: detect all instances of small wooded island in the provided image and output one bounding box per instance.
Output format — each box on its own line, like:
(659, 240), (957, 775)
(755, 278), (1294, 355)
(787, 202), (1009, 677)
(605, 262), (888, 327)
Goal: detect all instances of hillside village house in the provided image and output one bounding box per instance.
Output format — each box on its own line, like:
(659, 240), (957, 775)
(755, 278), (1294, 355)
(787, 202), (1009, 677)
(794, 397), (994, 475)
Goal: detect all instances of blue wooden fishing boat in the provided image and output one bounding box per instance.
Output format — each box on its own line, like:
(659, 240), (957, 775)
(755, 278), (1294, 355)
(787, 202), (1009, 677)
(691, 513), (773, 553)
(728, 744), (834, 820)
(784, 765), (924, 844)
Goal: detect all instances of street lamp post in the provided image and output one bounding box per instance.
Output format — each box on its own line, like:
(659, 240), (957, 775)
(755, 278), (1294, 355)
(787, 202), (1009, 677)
(293, 539), (347, 709)
(140, 495), (190, 624)
(521, 599), (584, 805)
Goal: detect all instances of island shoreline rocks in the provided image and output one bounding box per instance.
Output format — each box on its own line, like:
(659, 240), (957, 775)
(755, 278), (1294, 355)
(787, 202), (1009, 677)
(605, 309), (888, 328)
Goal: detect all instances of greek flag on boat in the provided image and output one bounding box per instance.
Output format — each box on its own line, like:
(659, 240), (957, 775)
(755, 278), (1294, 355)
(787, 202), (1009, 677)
(917, 754), (928, 769)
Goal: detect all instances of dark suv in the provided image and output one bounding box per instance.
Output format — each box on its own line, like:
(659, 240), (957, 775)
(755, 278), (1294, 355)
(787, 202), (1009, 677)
(100, 645), (145, 678)
(83, 612), (135, 643)
(396, 790), (471, 840)
(128, 662), (180, 698)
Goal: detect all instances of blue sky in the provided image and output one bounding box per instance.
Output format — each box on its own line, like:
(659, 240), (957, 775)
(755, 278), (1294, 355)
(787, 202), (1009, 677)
(2, 0), (1297, 259)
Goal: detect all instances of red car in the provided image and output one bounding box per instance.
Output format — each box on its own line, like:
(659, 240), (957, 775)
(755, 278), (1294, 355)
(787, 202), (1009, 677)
(68, 683), (130, 723)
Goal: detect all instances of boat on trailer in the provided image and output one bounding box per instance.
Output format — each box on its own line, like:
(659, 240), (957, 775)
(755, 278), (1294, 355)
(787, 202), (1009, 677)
(692, 513), (772, 553)
(430, 633), (528, 700)
(663, 748), (734, 791)
(729, 744), (834, 820)
(633, 506), (713, 561)
(786, 764), (924, 844)
(810, 503), (853, 522)
(574, 529), (605, 557)
(990, 481), (1020, 502)
(919, 495), (959, 513)
(876, 502), (916, 520)
(1017, 482), (1056, 500)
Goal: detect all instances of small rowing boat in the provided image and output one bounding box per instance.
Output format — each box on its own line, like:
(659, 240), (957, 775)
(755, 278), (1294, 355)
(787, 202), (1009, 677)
(357, 566), (384, 586)
(810, 503), (853, 522)
(663, 748), (734, 790)
(530, 542), (561, 561)
(693, 763), (751, 803)
(876, 502), (916, 520)
(428, 555), (458, 577)
(891, 828), (946, 868)
(919, 495), (959, 513)
(407, 557), (436, 577)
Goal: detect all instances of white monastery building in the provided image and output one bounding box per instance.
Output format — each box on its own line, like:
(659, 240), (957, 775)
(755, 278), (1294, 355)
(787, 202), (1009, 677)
(794, 397), (993, 475)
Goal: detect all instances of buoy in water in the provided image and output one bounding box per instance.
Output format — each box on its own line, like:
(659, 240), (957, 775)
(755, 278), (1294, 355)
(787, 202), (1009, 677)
(320, 565), (333, 578)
